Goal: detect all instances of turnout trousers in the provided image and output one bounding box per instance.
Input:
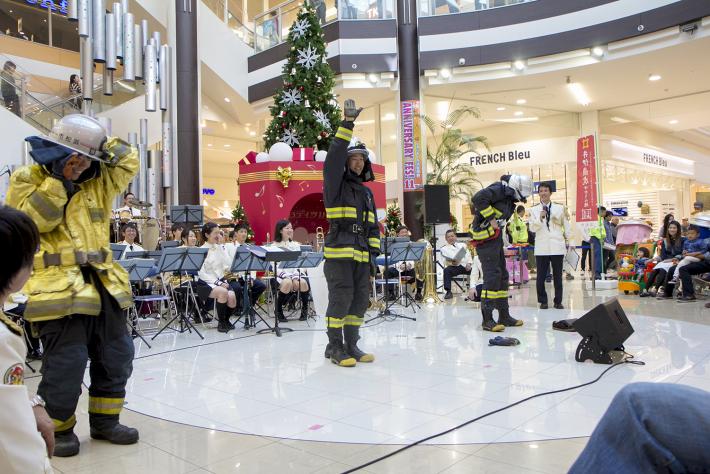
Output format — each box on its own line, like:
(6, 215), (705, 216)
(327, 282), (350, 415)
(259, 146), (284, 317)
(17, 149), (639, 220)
(476, 233), (511, 323)
(37, 274), (134, 434)
(324, 259), (371, 330)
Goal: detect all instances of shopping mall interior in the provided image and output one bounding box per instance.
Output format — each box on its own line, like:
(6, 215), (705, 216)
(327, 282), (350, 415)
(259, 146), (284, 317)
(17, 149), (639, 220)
(2, 0), (710, 472)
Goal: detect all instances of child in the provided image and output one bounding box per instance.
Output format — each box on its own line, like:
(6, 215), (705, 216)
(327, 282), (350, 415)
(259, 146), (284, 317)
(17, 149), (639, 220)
(633, 247), (651, 281)
(670, 226), (705, 283)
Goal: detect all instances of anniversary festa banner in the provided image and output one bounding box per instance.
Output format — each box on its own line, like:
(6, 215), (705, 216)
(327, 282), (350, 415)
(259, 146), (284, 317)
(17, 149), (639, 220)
(400, 100), (423, 192)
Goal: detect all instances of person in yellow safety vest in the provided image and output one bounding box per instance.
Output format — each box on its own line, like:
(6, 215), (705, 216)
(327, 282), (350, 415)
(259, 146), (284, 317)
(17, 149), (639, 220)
(507, 205), (529, 244)
(6, 114), (139, 458)
(588, 206), (607, 280)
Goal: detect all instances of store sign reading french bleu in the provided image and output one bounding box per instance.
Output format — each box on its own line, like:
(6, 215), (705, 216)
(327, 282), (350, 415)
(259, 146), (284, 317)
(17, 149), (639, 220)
(469, 150), (531, 166)
(642, 152), (668, 168)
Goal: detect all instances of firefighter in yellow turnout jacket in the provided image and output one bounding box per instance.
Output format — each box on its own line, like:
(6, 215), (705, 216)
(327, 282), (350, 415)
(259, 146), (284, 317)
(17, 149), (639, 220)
(471, 174), (532, 332)
(323, 100), (380, 367)
(6, 115), (139, 457)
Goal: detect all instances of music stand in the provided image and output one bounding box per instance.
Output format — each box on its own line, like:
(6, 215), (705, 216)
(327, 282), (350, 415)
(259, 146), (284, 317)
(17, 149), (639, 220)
(367, 237), (416, 323)
(389, 241), (426, 312)
(230, 245), (270, 330)
(281, 252), (324, 323)
(170, 205), (203, 226)
(111, 243), (127, 261)
(259, 248), (300, 337)
(151, 247), (208, 340)
(118, 258), (158, 347)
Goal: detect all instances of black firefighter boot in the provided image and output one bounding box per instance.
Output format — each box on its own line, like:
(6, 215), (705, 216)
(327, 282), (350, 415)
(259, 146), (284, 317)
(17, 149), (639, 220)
(90, 414), (139, 445)
(299, 291), (310, 321)
(53, 429), (81, 457)
(275, 292), (289, 322)
(216, 302), (232, 333)
(481, 299), (505, 332)
(497, 300), (523, 327)
(325, 327), (356, 367)
(344, 324), (374, 363)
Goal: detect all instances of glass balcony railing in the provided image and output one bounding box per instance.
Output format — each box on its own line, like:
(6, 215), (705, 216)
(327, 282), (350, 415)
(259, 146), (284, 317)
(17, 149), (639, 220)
(202, 0), (255, 48)
(419, 0), (536, 17)
(254, 0), (395, 53)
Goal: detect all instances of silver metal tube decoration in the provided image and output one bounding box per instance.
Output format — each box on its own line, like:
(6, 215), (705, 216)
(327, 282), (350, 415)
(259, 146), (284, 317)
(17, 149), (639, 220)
(68, 0), (78, 21)
(144, 42), (157, 111)
(127, 132), (137, 146)
(122, 13), (135, 80)
(92, 0), (106, 62)
(138, 118), (149, 203)
(133, 23), (143, 79)
(81, 37), (94, 100)
(152, 31), (161, 49)
(78, 0), (90, 37)
(141, 19), (149, 48)
(159, 45), (169, 110)
(162, 120), (173, 189)
(148, 150), (163, 217)
(120, 0), (129, 14)
(105, 12), (116, 70)
(112, 2), (122, 59)
(103, 67), (113, 95)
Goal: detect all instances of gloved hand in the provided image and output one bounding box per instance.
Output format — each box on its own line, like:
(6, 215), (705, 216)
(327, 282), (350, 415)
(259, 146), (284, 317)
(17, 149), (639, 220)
(344, 99), (363, 122)
(102, 137), (133, 166)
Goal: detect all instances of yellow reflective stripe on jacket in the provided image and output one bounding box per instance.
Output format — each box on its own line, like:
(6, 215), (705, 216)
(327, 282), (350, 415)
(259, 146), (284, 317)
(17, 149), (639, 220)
(52, 414), (77, 432)
(88, 396), (124, 415)
(480, 205), (495, 218)
(471, 228), (494, 240)
(482, 290), (508, 299)
(326, 317), (345, 328)
(344, 315), (364, 326)
(367, 212), (375, 223)
(368, 237), (380, 249)
(28, 191), (63, 221)
(324, 246), (369, 262)
(494, 208), (503, 218)
(325, 206), (358, 219)
(336, 126), (353, 141)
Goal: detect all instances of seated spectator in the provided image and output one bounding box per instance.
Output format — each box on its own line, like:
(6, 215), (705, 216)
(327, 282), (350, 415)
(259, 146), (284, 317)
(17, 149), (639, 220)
(668, 225), (706, 284)
(633, 247), (651, 281)
(641, 220), (684, 297)
(440, 229), (472, 300)
(658, 228), (710, 302)
(382, 225), (424, 301)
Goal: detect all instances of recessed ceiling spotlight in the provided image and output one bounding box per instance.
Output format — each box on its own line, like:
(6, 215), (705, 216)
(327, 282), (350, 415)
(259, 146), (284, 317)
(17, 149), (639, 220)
(516, 99), (526, 105)
(496, 106), (506, 111)
(669, 119), (679, 124)
(512, 60), (526, 71)
(648, 74), (662, 81)
(224, 97), (231, 102)
(591, 46), (605, 57)
(439, 68), (451, 79)
(514, 111), (524, 116)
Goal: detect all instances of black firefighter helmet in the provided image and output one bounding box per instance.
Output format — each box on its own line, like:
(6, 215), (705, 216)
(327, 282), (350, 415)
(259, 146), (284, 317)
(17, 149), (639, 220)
(346, 142), (374, 182)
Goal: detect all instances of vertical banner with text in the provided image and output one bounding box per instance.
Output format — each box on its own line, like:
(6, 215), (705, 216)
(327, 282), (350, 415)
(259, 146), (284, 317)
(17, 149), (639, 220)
(576, 135), (599, 236)
(401, 100), (423, 192)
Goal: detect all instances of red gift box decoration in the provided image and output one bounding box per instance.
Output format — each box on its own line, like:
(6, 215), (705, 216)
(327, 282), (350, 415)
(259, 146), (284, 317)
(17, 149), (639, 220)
(292, 147), (315, 161)
(242, 150), (258, 165)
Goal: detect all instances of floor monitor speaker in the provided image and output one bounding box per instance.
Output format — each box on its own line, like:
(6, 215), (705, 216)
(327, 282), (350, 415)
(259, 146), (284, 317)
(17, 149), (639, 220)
(573, 298), (634, 364)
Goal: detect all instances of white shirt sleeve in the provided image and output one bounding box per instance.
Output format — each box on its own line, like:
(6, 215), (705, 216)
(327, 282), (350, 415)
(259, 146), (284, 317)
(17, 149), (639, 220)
(440, 244), (457, 260)
(469, 256), (483, 288)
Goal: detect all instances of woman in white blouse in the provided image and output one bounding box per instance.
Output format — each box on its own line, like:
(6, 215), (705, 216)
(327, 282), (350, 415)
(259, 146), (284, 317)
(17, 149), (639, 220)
(197, 222), (237, 333)
(270, 220), (311, 322)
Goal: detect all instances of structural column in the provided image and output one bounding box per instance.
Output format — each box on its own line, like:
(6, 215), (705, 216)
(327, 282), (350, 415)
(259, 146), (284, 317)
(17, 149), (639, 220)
(397, 0), (424, 238)
(175, 0), (200, 205)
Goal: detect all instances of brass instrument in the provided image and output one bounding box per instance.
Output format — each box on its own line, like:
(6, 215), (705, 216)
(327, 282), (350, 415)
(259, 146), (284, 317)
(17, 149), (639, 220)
(315, 226), (325, 252)
(421, 243), (442, 304)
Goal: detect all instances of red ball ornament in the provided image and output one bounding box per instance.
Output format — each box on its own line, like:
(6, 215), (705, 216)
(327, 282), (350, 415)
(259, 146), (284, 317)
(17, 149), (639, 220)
(282, 123), (287, 128)
(299, 86), (304, 91)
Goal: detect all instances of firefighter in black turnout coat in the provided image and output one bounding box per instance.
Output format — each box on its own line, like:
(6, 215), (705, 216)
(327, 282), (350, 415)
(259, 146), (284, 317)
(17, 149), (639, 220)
(471, 174), (533, 331)
(322, 99), (380, 367)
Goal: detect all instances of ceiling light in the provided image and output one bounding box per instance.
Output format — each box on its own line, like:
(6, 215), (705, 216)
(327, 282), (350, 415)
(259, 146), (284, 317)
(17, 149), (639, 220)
(591, 46), (605, 57)
(207, 143), (213, 147)
(648, 74), (662, 81)
(249, 131), (256, 136)
(496, 106), (506, 111)
(566, 77), (590, 106)
(516, 99), (526, 105)
(224, 144), (231, 148)
(669, 119), (678, 125)
(245, 122), (252, 126)
(439, 68), (451, 79)
(512, 60), (526, 71)
(367, 73), (379, 84)
(514, 111), (524, 116)
(224, 97), (231, 102)
(390, 134), (397, 140)
(610, 116), (631, 124)
(383, 113), (395, 121)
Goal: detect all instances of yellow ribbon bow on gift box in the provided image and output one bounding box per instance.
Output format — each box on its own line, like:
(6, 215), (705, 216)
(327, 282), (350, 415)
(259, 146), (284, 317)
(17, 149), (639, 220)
(276, 166), (293, 188)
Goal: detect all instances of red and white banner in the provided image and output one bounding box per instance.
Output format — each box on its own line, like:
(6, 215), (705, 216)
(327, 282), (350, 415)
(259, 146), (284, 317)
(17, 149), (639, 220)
(576, 135), (598, 227)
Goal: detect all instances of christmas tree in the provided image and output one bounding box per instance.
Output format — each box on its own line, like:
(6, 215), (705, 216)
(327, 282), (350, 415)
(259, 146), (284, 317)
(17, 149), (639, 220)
(385, 203), (402, 235)
(231, 201), (255, 242)
(263, 0), (340, 151)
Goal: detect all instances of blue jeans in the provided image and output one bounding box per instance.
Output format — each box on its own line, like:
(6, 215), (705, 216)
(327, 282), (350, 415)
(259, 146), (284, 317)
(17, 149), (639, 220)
(569, 383), (710, 474)
(590, 237), (603, 278)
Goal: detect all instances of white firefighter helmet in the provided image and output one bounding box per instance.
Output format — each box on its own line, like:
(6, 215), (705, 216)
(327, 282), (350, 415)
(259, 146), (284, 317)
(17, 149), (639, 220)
(41, 114), (108, 162)
(508, 174), (533, 200)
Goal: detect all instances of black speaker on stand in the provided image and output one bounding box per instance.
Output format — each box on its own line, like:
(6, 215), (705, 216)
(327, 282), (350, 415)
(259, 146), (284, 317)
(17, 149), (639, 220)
(424, 185), (451, 292)
(573, 298), (634, 364)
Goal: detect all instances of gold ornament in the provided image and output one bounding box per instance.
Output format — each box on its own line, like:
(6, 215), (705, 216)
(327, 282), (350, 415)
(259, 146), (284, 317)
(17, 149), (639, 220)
(276, 166), (293, 188)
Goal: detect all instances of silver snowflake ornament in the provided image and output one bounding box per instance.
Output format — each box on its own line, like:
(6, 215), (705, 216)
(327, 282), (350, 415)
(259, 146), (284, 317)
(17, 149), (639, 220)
(282, 128), (300, 146)
(281, 88), (302, 106)
(291, 19), (309, 39)
(296, 45), (319, 69)
(313, 110), (332, 131)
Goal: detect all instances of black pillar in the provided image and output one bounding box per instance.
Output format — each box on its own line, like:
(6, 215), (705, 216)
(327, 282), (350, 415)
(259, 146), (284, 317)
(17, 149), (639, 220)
(175, 0), (199, 205)
(397, 0), (424, 239)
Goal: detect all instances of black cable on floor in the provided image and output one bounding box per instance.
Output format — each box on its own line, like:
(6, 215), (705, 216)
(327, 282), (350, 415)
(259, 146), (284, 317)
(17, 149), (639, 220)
(341, 357), (645, 474)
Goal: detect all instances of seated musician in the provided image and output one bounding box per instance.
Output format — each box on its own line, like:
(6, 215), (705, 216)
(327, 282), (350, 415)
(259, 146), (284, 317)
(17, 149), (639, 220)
(382, 225), (424, 301)
(114, 192), (142, 218)
(227, 224), (267, 307)
(170, 223), (185, 243)
(269, 219), (311, 322)
(180, 229), (197, 247)
(440, 228), (472, 300)
(119, 222), (144, 256)
(197, 222), (238, 333)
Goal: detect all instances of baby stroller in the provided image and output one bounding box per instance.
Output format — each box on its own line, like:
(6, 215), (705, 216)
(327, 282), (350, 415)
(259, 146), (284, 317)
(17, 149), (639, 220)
(617, 242), (655, 295)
